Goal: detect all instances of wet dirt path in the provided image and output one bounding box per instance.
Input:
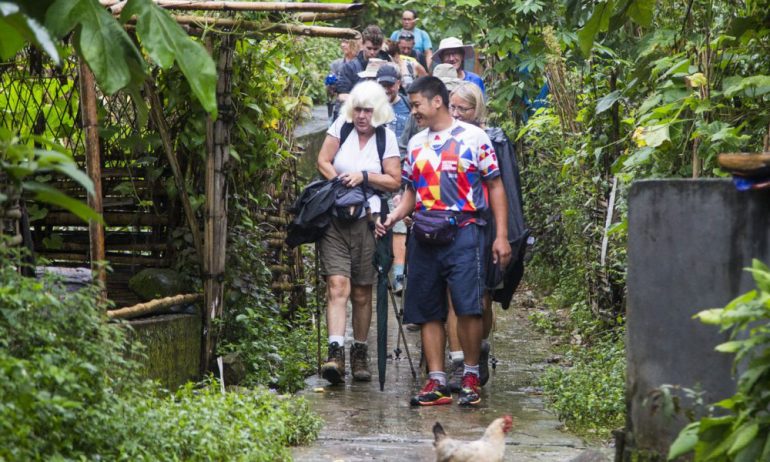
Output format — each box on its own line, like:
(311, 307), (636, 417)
(292, 287), (609, 461)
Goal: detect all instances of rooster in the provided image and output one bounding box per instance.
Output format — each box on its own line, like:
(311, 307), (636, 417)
(432, 415), (513, 462)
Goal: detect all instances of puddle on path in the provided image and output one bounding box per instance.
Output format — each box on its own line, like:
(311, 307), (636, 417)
(292, 288), (611, 461)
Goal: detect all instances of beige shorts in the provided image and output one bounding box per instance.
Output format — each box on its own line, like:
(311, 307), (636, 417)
(319, 216), (377, 286)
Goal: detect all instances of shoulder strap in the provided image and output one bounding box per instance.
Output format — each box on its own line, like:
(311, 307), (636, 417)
(340, 121), (354, 146)
(375, 125), (386, 163)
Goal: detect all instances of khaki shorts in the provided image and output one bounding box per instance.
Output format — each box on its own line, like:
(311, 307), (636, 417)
(319, 216), (377, 286)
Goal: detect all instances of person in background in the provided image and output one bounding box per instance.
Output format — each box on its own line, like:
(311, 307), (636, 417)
(316, 81), (402, 385)
(444, 82), (527, 392)
(398, 63), (463, 154)
(337, 25), (391, 103)
(377, 77), (512, 407)
(327, 38), (361, 122)
(397, 31), (427, 69)
(389, 9), (433, 65)
(432, 37), (485, 96)
(383, 39), (427, 91)
(376, 64), (412, 294)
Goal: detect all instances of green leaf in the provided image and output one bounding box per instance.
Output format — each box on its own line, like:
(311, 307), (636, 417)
(695, 308), (724, 325)
(577, 0), (614, 56)
(596, 90), (622, 114)
(729, 423), (759, 456)
(627, 0), (654, 27)
(668, 422), (699, 459)
(0, 3), (60, 62)
(715, 340), (745, 353)
(22, 181), (103, 224)
(123, 0), (217, 117)
(723, 75), (770, 98)
(641, 124), (670, 147)
(50, 162), (94, 196)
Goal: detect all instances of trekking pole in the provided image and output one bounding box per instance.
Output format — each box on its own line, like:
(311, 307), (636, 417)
(386, 275), (417, 379)
(315, 245), (322, 375)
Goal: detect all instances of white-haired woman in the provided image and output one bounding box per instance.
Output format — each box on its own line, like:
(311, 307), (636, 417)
(444, 82), (527, 392)
(316, 80), (402, 384)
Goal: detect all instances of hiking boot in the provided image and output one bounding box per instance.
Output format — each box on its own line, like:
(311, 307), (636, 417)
(350, 342), (372, 382)
(447, 359), (464, 393)
(393, 274), (405, 296)
(457, 373), (481, 406)
(480, 340), (491, 386)
(320, 342), (345, 385)
(410, 379), (452, 406)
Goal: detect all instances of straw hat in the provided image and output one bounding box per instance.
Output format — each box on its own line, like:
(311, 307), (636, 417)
(432, 63), (463, 91)
(433, 37), (475, 64)
(357, 58), (388, 79)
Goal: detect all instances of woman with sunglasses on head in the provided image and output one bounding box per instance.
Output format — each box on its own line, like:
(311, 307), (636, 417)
(444, 82), (528, 392)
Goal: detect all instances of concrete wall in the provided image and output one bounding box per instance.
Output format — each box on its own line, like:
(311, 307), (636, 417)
(127, 313), (201, 390)
(626, 179), (770, 457)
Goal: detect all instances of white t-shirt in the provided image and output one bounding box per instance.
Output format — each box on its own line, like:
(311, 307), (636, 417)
(327, 116), (400, 213)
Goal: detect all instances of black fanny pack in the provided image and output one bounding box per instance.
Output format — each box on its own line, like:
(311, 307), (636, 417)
(412, 211), (475, 245)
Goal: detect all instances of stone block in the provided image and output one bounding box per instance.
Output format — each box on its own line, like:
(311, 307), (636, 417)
(626, 179), (770, 456)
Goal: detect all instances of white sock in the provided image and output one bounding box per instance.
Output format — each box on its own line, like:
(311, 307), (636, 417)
(329, 335), (345, 346)
(353, 340), (367, 346)
(464, 363), (480, 377)
(449, 351), (465, 362)
(428, 371), (447, 386)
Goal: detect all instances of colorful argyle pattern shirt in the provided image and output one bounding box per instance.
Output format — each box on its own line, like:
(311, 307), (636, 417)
(404, 120), (500, 212)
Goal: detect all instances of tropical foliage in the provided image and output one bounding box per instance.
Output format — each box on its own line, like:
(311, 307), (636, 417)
(669, 260), (770, 461)
(0, 246), (320, 460)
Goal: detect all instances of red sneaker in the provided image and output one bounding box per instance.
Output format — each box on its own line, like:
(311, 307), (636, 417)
(458, 373), (481, 406)
(410, 379), (452, 406)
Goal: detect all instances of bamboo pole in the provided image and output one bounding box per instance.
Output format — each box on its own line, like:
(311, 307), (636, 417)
(108, 293), (202, 320)
(78, 60), (107, 299)
(40, 212), (168, 226)
(101, 0), (364, 13)
(293, 12), (352, 22)
(201, 35), (234, 374)
(168, 15), (360, 39)
(145, 80), (203, 263)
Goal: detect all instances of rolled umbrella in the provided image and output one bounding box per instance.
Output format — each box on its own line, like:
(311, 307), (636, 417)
(373, 230), (393, 391)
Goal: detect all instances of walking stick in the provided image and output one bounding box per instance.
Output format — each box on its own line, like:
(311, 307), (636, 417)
(386, 274), (417, 379)
(315, 245), (322, 375)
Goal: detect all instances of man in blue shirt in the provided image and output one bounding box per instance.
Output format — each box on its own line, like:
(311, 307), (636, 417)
(433, 37), (485, 96)
(390, 9), (433, 65)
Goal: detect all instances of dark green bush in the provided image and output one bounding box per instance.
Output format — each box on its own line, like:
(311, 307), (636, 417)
(0, 250), (320, 460)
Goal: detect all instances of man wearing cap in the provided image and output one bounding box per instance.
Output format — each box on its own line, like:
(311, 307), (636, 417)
(433, 37), (485, 96)
(397, 31), (428, 69)
(390, 9), (433, 65)
(337, 25), (391, 104)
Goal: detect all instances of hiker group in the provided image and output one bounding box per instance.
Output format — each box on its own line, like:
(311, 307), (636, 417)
(300, 11), (530, 407)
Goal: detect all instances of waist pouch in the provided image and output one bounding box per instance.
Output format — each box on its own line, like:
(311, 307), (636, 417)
(333, 186), (367, 222)
(412, 211), (475, 246)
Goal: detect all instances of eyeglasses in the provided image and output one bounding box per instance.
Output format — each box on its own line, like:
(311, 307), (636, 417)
(449, 104), (473, 114)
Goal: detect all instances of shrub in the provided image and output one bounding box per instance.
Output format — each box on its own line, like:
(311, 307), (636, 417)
(0, 249), (320, 460)
(539, 332), (626, 436)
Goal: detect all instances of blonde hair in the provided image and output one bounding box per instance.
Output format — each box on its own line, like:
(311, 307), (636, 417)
(450, 82), (486, 125)
(341, 80), (395, 128)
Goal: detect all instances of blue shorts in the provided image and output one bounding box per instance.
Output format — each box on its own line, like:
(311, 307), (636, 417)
(403, 224), (486, 324)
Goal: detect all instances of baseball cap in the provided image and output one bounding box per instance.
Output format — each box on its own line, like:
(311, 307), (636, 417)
(376, 64), (400, 85)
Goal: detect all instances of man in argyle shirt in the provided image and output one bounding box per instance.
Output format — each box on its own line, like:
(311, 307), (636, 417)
(377, 76), (511, 407)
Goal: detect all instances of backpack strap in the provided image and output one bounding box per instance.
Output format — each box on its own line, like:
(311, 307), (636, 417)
(340, 121), (354, 146)
(375, 125), (386, 164)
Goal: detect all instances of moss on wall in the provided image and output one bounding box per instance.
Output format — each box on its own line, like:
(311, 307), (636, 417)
(126, 314), (201, 389)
